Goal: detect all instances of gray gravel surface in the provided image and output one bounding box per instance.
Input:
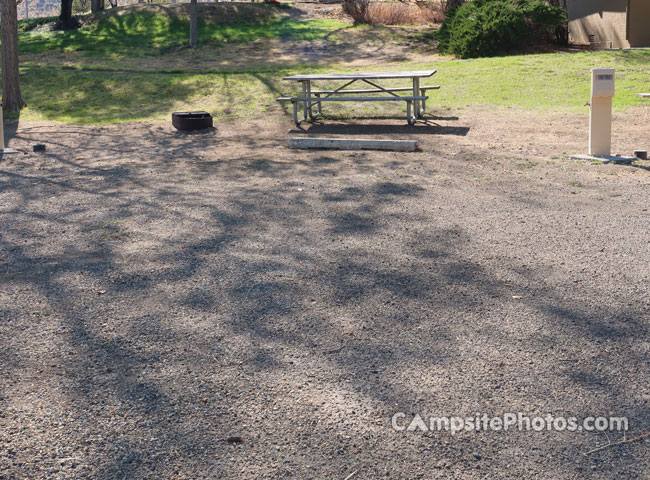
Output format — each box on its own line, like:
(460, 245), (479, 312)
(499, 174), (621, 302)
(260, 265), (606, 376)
(1, 107), (649, 479)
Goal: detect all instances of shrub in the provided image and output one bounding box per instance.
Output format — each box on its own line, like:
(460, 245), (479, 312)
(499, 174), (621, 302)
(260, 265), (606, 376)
(437, 0), (566, 58)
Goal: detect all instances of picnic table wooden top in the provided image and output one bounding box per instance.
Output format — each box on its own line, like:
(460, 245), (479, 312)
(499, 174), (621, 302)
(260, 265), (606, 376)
(283, 70), (437, 81)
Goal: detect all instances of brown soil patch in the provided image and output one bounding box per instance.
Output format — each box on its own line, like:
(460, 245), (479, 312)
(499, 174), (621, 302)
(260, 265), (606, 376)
(4, 105), (649, 179)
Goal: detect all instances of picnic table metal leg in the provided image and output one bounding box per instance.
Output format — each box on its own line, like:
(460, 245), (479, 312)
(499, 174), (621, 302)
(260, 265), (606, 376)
(301, 81), (309, 123)
(407, 101), (415, 125)
(315, 93), (322, 117)
(293, 101), (299, 126)
(420, 88), (426, 115)
(412, 77), (420, 121)
(306, 80), (318, 120)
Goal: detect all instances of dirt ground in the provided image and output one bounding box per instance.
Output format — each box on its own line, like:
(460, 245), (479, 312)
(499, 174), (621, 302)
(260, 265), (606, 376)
(1, 106), (649, 479)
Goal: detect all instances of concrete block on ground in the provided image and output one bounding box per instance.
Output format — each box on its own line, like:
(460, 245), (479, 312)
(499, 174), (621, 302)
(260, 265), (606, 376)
(570, 153), (637, 164)
(288, 137), (417, 152)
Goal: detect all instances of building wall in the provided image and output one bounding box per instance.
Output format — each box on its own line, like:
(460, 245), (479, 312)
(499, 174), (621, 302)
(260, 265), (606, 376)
(568, 0), (630, 49)
(628, 0), (650, 47)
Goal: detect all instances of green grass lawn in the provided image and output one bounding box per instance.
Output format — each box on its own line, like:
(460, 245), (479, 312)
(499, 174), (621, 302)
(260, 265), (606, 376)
(12, 5), (650, 124)
(19, 7), (345, 57)
(429, 48), (650, 110)
(18, 49), (650, 124)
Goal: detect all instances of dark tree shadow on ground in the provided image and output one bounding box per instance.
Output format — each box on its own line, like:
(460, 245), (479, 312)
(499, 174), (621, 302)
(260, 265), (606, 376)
(297, 122), (470, 136)
(0, 123), (648, 478)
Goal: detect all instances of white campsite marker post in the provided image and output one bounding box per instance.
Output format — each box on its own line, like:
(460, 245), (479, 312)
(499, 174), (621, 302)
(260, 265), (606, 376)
(571, 68), (636, 164)
(589, 68), (615, 157)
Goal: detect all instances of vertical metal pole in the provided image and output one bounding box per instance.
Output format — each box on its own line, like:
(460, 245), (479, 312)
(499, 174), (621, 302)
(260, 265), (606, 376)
(420, 88), (426, 115)
(301, 81), (308, 123)
(412, 77), (420, 120)
(306, 80), (315, 120)
(315, 93), (322, 117)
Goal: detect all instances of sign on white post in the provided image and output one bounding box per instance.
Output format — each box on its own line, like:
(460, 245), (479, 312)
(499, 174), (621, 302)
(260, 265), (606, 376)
(589, 68), (615, 157)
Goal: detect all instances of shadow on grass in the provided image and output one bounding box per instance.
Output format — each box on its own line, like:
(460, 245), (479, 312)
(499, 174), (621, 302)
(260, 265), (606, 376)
(20, 68), (292, 124)
(19, 7), (344, 58)
(21, 67), (456, 126)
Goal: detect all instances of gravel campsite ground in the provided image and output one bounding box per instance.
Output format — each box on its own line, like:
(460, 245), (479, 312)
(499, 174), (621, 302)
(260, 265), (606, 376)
(1, 105), (649, 479)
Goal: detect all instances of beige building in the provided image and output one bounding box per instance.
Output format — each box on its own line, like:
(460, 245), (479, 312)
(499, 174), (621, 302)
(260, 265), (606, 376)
(567, 0), (650, 48)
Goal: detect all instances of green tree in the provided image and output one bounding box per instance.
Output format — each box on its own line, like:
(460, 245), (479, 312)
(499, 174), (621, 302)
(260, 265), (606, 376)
(437, 0), (566, 58)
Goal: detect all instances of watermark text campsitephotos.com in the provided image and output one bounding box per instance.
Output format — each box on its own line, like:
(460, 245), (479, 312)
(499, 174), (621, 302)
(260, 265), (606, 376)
(391, 413), (628, 435)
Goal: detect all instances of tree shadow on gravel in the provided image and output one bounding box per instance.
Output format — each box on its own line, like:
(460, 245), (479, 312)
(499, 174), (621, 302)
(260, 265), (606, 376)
(296, 121), (470, 136)
(0, 123), (648, 479)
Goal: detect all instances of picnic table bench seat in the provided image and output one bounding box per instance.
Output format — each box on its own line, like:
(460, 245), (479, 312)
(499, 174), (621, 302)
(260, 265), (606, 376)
(309, 85), (440, 95)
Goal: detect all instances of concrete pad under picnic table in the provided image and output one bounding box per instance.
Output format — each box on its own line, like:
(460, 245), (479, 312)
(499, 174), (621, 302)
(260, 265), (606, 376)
(288, 137), (418, 152)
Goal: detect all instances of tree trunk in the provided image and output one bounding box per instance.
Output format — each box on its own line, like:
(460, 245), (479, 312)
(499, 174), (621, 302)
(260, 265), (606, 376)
(442, 0), (464, 12)
(59, 0), (74, 28)
(189, 0), (198, 48)
(91, 0), (104, 13)
(0, 0), (26, 111)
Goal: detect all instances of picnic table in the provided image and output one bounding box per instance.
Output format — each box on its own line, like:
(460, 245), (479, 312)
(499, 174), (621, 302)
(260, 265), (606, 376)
(277, 70), (439, 126)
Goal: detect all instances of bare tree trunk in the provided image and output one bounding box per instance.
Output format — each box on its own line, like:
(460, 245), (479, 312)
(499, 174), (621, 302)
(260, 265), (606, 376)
(441, 0), (464, 12)
(91, 0), (104, 13)
(0, 0), (26, 111)
(59, 0), (75, 28)
(548, 0), (569, 44)
(189, 0), (198, 47)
